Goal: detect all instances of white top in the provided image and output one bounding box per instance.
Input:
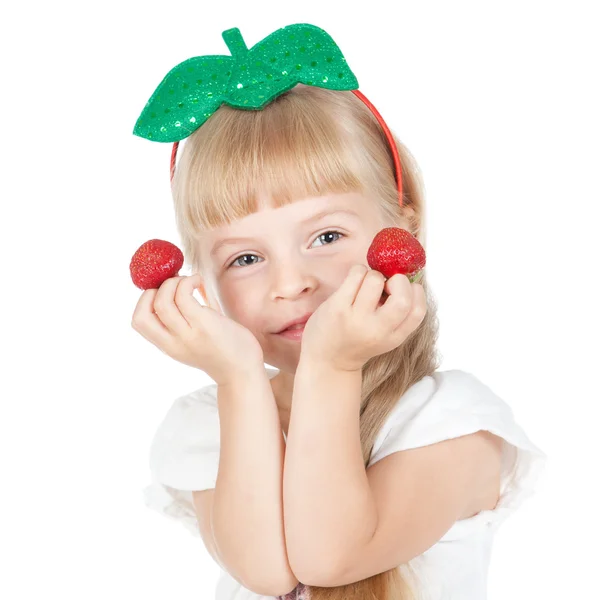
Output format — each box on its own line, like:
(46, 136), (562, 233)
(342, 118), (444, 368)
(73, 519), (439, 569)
(142, 367), (547, 600)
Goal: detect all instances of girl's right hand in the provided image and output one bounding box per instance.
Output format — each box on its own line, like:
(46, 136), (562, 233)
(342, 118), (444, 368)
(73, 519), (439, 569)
(131, 274), (265, 386)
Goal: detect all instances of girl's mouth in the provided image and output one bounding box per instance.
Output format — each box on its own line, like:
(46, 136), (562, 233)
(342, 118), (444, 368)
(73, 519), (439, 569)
(276, 324), (305, 341)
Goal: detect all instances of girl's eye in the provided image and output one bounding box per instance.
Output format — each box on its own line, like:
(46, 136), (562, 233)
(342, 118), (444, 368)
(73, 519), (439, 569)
(311, 230), (345, 248)
(228, 254), (262, 269)
(227, 230), (345, 269)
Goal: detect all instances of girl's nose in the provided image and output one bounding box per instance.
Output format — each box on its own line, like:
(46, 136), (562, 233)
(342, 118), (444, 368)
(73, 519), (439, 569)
(270, 264), (318, 301)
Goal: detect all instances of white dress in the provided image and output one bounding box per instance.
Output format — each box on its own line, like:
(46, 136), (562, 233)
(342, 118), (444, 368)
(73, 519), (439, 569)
(142, 367), (547, 600)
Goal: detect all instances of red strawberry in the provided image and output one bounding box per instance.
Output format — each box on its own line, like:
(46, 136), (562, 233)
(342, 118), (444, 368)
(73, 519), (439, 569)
(130, 239), (184, 290)
(367, 228), (426, 283)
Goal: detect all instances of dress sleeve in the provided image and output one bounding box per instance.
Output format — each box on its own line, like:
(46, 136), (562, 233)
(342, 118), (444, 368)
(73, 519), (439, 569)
(368, 370), (548, 530)
(141, 386), (220, 538)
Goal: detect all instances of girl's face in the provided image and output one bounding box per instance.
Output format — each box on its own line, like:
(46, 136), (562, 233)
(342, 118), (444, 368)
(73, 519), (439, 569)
(198, 192), (411, 373)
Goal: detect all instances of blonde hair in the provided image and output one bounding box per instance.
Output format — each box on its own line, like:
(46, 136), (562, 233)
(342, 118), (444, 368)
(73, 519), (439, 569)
(171, 83), (442, 600)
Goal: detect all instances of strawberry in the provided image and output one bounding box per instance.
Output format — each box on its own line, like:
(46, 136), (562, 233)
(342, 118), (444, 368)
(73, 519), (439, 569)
(130, 239), (184, 290)
(367, 228), (426, 283)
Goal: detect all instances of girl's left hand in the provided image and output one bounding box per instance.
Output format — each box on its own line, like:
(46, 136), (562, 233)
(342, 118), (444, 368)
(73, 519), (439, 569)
(300, 264), (427, 372)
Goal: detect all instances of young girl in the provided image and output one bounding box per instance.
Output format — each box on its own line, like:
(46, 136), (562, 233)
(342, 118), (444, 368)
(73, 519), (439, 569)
(133, 24), (547, 600)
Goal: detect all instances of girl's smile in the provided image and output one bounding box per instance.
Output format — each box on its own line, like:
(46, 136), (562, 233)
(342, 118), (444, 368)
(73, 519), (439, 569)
(275, 325), (305, 341)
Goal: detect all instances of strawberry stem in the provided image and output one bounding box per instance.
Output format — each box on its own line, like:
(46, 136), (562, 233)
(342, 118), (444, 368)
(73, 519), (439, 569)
(409, 270), (424, 284)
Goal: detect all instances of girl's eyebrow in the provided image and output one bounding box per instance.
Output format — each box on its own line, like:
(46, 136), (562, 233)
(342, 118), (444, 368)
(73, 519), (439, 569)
(210, 208), (360, 257)
(301, 207), (361, 225)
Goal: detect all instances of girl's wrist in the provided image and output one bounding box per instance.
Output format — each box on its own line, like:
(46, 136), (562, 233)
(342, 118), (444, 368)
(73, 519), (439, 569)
(298, 351), (363, 376)
(216, 362), (267, 389)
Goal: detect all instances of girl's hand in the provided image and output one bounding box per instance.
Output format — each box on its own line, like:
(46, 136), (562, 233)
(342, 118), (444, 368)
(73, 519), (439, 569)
(300, 264), (427, 373)
(131, 274), (264, 386)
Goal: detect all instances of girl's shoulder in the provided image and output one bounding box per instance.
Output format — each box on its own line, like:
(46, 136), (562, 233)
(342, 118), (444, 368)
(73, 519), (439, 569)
(368, 369), (547, 532)
(153, 384), (219, 433)
(155, 366), (278, 421)
(152, 366), (278, 437)
(370, 368), (543, 458)
(147, 384), (220, 491)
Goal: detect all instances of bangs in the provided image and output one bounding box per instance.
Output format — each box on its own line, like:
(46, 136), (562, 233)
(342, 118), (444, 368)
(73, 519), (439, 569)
(172, 87), (367, 234)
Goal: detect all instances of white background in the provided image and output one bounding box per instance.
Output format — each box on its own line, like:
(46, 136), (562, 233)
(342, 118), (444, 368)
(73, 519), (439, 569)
(1, 0), (598, 598)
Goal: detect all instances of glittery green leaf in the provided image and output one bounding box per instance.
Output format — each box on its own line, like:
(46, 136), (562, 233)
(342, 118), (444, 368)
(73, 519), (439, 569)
(133, 55), (234, 143)
(133, 23), (359, 144)
(223, 23), (358, 109)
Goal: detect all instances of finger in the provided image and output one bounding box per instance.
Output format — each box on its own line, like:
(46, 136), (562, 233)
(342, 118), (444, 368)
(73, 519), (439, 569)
(390, 282), (427, 337)
(152, 276), (190, 335)
(175, 274), (212, 330)
(132, 288), (170, 333)
(132, 287), (152, 325)
(353, 269), (386, 314)
(333, 264), (371, 307)
(132, 288), (177, 349)
(133, 317), (176, 356)
(377, 273), (414, 328)
(406, 282), (428, 326)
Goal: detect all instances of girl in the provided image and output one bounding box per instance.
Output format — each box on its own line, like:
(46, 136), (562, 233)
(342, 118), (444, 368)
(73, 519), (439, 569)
(133, 24), (547, 600)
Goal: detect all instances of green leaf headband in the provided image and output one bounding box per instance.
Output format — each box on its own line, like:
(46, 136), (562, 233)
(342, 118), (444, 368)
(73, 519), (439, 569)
(133, 22), (403, 207)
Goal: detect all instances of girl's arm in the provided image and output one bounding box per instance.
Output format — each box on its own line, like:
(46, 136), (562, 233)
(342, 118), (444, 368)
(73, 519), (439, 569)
(212, 370), (299, 597)
(283, 359), (378, 584)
